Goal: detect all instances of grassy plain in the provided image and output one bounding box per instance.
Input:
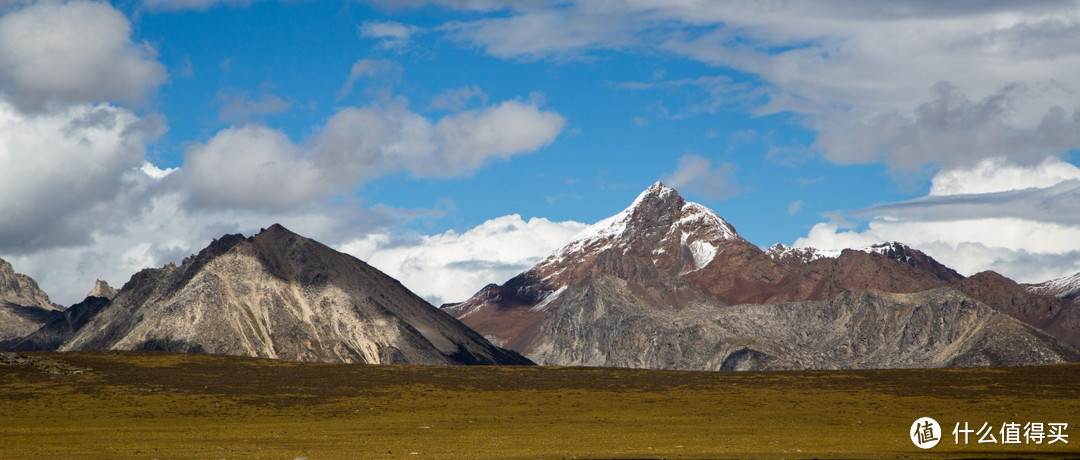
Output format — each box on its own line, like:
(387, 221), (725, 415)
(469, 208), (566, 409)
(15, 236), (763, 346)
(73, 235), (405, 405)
(1, 351), (1078, 459)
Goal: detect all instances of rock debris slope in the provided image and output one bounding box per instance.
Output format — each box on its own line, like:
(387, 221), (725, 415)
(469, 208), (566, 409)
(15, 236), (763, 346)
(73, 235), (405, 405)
(445, 182), (1080, 369)
(50, 224), (529, 365)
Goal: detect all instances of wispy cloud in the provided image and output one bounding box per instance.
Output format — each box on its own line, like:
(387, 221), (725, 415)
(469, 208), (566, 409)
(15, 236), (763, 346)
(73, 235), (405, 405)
(359, 20), (423, 50)
(216, 90), (291, 123)
(429, 85), (488, 111)
(141, 0), (264, 12)
(662, 153), (742, 200)
(336, 58), (403, 100)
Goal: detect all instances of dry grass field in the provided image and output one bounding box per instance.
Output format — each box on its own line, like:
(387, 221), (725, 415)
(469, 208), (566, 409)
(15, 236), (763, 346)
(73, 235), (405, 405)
(1, 351), (1078, 459)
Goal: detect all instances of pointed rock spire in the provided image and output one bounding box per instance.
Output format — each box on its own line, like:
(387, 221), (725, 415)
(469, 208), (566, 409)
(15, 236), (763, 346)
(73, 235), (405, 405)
(87, 280), (118, 301)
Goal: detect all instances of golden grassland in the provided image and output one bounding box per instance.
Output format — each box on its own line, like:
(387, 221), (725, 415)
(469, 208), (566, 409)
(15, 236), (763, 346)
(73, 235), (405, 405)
(1, 352), (1078, 459)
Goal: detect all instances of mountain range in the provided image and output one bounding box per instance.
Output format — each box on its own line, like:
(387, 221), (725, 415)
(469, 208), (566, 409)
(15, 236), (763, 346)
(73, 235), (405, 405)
(443, 182), (1080, 370)
(2, 183), (1078, 370)
(1, 224), (529, 365)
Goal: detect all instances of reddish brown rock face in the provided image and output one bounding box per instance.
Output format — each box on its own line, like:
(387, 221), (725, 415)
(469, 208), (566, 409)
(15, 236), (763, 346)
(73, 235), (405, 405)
(687, 242), (963, 306)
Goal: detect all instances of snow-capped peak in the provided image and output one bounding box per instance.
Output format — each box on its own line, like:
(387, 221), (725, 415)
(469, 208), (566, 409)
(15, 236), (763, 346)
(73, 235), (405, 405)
(553, 182), (675, 256)
(538, 182), (742, 276)
(629, 181), (677, 208)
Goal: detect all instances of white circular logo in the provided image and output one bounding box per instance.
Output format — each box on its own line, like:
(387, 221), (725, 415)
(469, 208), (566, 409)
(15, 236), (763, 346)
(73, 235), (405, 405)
(910, 417), (941, 449)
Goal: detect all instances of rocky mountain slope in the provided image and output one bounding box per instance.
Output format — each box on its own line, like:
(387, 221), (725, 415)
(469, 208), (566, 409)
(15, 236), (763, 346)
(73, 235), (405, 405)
(446, 182), (1080, 369)
(529, 281), (1077, 370)
(20, 224), (528, 365)
(0, 258), (62, 343)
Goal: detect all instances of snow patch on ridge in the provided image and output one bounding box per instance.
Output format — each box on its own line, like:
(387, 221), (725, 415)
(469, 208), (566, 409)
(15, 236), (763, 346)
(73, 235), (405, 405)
(542, 183), (665, 264)
(685, 239), (717, 272)
(1027, 271), (1080, 299)
(767, 242), (914, 263)
(531, 285), (567, 312)
(679, 202), (738, 241)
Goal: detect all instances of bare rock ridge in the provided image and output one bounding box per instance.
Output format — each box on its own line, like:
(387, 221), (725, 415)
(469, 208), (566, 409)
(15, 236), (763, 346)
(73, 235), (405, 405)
(12, 224), (530, 365)
(446, 182), (1080, 369)
(0, 257), (62, 343)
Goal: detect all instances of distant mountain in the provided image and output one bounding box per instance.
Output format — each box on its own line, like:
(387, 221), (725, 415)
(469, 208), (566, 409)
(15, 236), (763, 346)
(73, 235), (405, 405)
(18, 224), (529, 365)
(1026, 272), (1080, 303)
(0, 258), (61, 343)
(4, 280), (117, 352)
(446, 182), (1080, 369)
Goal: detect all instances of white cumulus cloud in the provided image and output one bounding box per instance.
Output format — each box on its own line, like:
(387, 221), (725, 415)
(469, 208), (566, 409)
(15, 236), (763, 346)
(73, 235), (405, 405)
(178, 97), (564, 210)
(0, 1), (166, 111)
(0, 98), (164, 251)
(432, 99), (566, 177)
(339, 214), (587, 306)
(178, 124), (331, 210)
(929, 156), (1080, 196)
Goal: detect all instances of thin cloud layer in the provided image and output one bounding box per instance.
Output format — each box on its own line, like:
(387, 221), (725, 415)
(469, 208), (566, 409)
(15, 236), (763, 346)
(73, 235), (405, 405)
(414, 0), (1080, 170)
(813, 82), (1080, 170)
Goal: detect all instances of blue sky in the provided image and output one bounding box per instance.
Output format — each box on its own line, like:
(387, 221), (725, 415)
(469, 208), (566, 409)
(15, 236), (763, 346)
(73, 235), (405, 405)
(138, 0), (860, 242)
(3, 1), (1080, 306)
